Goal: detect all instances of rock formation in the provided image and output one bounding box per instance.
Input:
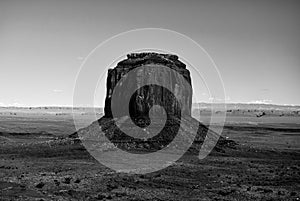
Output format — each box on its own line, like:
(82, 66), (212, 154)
(104, 52), (192, 119)
(71, 52), (237, 154)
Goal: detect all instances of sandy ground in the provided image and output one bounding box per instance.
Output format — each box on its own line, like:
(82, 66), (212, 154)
(0, 108), (299, 200)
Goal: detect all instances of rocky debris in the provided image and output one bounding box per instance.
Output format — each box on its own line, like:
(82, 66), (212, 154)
(53, 179), (60, 186)
(75, 112), (237, 154)
(217, 188), (236, 196)
(96, 193), (113, 200)
(62, 177), (71, 184)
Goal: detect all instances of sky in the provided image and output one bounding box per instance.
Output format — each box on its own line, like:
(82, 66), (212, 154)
(0, 0), (299, 107)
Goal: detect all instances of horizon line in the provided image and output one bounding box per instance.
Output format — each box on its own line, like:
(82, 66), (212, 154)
(1, 102), (300, 108)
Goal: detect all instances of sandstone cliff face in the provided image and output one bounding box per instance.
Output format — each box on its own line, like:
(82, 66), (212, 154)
(71, 52), (236, 154)
(104, 52), (193, 119)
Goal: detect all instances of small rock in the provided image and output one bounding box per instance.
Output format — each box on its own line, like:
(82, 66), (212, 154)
(218, 189), (234, 196)
(263, 189), (273, 193)
(74, 178), (81, 183)
(107, 183), (118, 191)
(35, 182), (45, 189)
(96, 193), (112, 200)
(96, 193), (106, 200)
(63, 177), (71, 184)
(54, 179), (60, 186)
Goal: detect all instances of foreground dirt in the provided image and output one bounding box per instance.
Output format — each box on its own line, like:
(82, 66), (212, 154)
(0, 133), (299, 201)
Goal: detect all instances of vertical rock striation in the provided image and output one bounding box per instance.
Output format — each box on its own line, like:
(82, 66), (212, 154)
(71, 52), (237, 154)
(104, 52), (193, 119)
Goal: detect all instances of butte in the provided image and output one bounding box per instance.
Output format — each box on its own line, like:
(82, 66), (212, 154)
(70, 52), (236, 159)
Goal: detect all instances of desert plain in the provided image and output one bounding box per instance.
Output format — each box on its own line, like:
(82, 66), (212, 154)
(0, 104), (299, 201)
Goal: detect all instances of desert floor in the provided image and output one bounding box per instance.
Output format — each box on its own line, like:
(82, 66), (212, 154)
(0, 108), (299, 201)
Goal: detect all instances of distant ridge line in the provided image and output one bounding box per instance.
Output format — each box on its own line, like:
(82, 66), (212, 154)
(1, 102), (300, 109)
